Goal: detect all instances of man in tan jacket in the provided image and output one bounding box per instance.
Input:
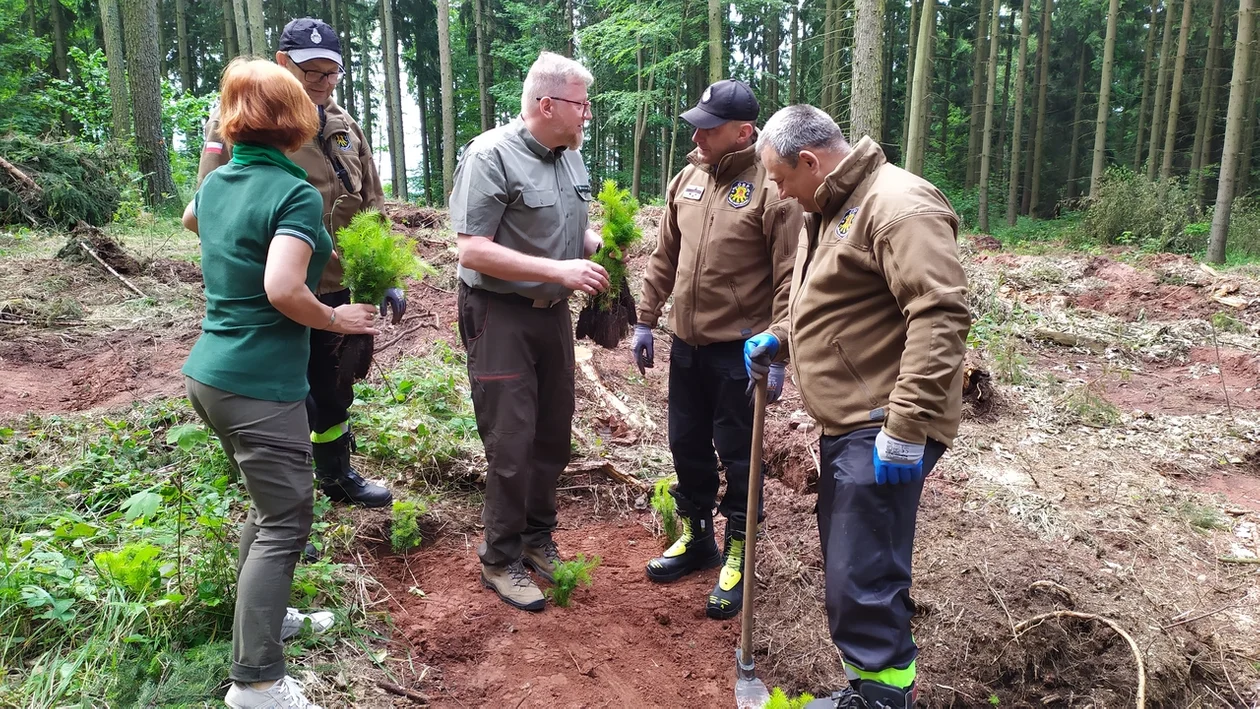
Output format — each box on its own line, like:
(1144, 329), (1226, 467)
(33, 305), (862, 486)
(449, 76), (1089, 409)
(746, 105), (970, 709)
(198, 18), (394, 516)
(637, 79), (803, 620)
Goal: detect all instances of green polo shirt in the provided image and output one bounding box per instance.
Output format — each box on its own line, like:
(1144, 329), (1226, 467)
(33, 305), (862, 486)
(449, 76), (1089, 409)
(183, 149), (333, 402)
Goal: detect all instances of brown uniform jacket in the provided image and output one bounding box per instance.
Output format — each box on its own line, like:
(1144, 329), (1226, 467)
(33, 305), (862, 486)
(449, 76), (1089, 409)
(638, 143), (803, 347)
(197, 100), (385, 295)
(775, 137), (970, 446)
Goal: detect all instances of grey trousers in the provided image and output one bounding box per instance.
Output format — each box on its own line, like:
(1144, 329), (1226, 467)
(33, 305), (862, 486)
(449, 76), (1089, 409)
(817, 427), (945, 679)
(185, 377), (315, 684)
(457, 283), (575, 567)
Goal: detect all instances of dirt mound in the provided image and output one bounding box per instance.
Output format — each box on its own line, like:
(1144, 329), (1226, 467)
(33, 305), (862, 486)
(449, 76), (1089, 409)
(144, 258), (202, 285)
(56, 224), (142, 276)
(1072, 256), (1223, 322)
(386, 202), (447, 233)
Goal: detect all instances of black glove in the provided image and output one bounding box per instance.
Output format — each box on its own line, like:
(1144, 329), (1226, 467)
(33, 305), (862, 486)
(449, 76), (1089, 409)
(379, 287), (406, 324)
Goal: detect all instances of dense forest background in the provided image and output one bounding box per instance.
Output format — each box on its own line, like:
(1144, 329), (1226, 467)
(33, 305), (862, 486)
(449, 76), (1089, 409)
(4, 0), (1260, 262)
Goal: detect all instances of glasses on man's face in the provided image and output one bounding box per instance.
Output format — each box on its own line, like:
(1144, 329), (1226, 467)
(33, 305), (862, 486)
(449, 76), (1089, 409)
(536, 96), (592, 113)
(301, 67), (344, 85)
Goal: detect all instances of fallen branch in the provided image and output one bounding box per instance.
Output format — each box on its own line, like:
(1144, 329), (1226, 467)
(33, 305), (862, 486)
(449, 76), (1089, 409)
(1218, 556), (1260, 565)
(0, 155), (41, 195)
(1027, 579), (1075, 606)
(574, 345), (642, 428)
(564, 459), (646, 489)
(1033, 327), (1109, 353)
(376, 679), (429, 703)
(1209, 319), (1235, 422)
(1014, 611), (1145, 709)
(1162, 601), (1248, 630)
(79, 241), (148, 299)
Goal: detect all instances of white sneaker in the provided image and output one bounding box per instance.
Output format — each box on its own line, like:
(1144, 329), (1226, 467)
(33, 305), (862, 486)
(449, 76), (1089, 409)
(225, 676), (322, 708)
(280, 607), (336, 641)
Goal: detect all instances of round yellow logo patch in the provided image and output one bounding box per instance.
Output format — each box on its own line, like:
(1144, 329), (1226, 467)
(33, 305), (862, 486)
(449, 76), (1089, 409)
(727, 180), (754, 208)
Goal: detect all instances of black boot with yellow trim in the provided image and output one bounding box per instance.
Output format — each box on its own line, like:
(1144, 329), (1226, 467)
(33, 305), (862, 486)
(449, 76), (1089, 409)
(311, 422), (393, 508)
(705, 526), (746, 619)
(645, 510), (722, 582)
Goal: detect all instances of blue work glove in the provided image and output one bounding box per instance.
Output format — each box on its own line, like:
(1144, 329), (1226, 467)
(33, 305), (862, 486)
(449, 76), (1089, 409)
(743, 332), (779, 382)
(766, 363), (786, 403)
(873, 429), (926, 485)
(380, 287), (406, 324)
(632, 324), (654, 375)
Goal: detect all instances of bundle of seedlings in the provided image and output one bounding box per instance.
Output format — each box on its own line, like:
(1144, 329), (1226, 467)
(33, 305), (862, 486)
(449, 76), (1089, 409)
(334, 209), (424, 389)
(576, 180), (641, 348)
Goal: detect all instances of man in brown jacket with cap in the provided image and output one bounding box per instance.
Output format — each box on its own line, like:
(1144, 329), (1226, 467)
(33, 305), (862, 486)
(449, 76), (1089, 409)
(747, 105), (970, 709)
(637, 79), (803, 620)
(197, 17), (395, 516)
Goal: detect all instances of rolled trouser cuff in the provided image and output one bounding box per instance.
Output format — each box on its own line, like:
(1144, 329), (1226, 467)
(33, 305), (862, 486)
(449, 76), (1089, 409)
(229, 656), (287, 684)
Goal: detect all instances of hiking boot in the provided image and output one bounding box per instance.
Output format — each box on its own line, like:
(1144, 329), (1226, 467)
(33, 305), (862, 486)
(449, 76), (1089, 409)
(645, 512), (721, 583)
(804, 681), (916, 709)
(481, 559), (545, 612)
(313, 437), (393, 508)
(225, 676), (322, 708)
(280, 607), (336, 641)
(523, 540), (561, 583)
(705, 529), (746, 620)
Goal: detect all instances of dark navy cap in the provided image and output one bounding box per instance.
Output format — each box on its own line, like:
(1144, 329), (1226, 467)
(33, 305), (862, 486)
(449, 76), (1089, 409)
(279, 18), (343, 69)
(681, 79), (760, 129)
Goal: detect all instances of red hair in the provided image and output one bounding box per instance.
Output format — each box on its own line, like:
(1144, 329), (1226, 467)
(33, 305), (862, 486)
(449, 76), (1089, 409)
(218, 58), (319, 153)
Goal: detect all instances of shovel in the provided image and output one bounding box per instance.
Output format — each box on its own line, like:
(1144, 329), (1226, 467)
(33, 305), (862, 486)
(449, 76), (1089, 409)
(735, 377), (770, 709)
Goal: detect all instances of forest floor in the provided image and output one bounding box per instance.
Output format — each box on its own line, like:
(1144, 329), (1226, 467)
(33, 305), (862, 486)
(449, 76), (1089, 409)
(1, 205), (1258, 708)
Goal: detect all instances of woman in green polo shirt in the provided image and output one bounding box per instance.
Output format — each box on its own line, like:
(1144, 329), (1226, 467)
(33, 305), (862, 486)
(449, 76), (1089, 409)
(181, 58), (379, 709)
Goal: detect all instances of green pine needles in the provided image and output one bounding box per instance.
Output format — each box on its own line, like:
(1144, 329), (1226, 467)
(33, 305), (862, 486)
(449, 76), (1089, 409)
(335, 210), (425, 305)
(765, 687), (817, 709)
(651, 477), (680, 544)
(545, 554), (601, 608)
(592, 180), (641, 306)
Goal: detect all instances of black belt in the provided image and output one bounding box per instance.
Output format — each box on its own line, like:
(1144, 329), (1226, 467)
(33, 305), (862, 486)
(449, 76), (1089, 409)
(467, 284), (567, 309)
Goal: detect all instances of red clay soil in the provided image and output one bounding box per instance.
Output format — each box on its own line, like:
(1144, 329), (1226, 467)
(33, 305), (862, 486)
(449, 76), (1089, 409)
(367, 503), (745, 708)
(1071, 257), (1224, 321)
(1091, 346), (1260, 416)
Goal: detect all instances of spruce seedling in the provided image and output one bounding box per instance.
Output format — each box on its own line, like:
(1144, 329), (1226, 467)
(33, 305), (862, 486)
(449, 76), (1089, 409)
(390, 499), (427, 552)
(764, 688), (816, 709)
(545, 554), (601, 608)
(651, 476), (679, 544)
(576, 181), (642, 348)
(335, 210), (425, 305)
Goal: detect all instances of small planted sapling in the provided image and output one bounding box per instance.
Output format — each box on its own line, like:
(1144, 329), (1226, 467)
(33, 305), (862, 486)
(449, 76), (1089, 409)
(576, 181), (641, 348)
(390, 498), (427, 552)
(651, 476), (679, 544)
(764, 688), (817, 709)
(333, 210), (426, 388)
(545, 554), (601, 608)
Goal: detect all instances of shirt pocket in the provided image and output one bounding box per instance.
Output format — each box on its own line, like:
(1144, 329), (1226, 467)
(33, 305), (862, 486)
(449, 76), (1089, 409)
(522, 188), (558, 209)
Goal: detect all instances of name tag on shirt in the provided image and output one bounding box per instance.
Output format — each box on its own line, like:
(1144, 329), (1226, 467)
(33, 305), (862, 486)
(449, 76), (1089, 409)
(682, 185), (705, 200)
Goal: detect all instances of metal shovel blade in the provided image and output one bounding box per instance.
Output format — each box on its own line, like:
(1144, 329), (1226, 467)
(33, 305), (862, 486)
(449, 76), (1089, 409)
(735, 648), (770, 709)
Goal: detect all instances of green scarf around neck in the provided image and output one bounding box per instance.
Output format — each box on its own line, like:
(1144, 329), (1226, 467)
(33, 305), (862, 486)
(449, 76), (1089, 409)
(231, 142), (307, 181)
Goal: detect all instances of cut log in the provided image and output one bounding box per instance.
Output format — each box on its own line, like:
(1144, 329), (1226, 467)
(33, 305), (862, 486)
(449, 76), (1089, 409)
(0, 155), (41, 195)
(1033, 327), (1109, 353)
(575, 345), (643, 428)
(564, 459), (646, 488)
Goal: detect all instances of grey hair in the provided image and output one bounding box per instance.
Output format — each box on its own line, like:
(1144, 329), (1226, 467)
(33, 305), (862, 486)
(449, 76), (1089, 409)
(756, 105), (849, 167)
(521, 51), (594, 115)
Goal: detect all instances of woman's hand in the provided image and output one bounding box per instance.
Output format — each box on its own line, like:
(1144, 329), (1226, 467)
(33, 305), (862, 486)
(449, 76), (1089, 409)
(326, 304), (381, 335)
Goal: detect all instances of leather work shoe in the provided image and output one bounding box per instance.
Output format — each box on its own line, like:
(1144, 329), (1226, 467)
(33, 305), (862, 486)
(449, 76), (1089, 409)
(313, 437), (393, 508)
(646, 512), (721, 582)
(481, 559), (546, 612)
(705, 531), (745, 619)
(523, 540), (561, 583)
(803, 681), (916, 709)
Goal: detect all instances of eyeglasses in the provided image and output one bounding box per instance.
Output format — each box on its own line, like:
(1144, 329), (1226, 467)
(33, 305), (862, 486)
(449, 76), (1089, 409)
(299, 66), (344, 85)
(536, 96), (592, 111)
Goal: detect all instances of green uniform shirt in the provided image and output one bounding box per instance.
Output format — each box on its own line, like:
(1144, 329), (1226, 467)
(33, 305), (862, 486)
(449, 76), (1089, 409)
(183, 145), (333, 402)
(450, 118), (593, 302)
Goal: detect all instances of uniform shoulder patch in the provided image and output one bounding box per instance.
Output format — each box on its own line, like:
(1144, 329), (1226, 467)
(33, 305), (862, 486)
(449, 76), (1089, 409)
(333, 133), (353, 151)
(727, 180), (754, 208)
(682, 184), (705, 201)
(835, 207), (860, 239)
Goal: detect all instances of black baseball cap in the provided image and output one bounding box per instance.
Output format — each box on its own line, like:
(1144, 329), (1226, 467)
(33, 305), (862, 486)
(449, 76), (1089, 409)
(279, 18), (343, 69)
(681, 79), (760, 129)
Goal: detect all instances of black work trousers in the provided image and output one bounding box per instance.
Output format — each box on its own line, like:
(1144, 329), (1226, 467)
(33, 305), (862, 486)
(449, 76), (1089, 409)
(306, 289), (361, 440)
(667, 336), (762, 535)
(817, 427), (945, 678)
(458, 283), (576, 567)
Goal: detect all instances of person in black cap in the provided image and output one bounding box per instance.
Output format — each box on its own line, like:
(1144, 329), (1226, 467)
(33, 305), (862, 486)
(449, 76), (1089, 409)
(635, 79), (804, 619)
(198, 18), (396, 523)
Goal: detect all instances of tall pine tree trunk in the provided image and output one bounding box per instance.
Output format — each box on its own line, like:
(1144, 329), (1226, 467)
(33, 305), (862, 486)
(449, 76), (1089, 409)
(51, 0), (69, 80)
(246, 0), (265, 54)
(120, 0), (177, 206)
(1029, 0), (1052, 216)
(233, 0), (251, 55)
(332, 0), (343, 106)
(360, 17), (374, 149)
(822, 0), (837, 112)
(474, 0), (493, 132)
(418, 80), (432, 205)
(997, 10), (1014, 177)
(902, 0), (920, 152)
(1148, 0), (1178, 179)
(438, 0), (455, 204)
(175, 0), (192, 92)
(708, 0), (722, 83)
(1160, 0), (1194, 180)
(1006, 0), (1031, 225)
(566, 0), (575, 57)
(1067, 48), (1088, 199)
(382, 0), (406, 200)
(789, 2), (800, 103)
(766, 5), (781, 109)
(1238, 36), (1260, 194)
(632, 47), (646, 200)
(978, 0), (1001, 232)
(1088, 0), (1120, 200)
(340, 0), (356, 116)
(966, 0), (989, 189)
(1134, 0), (1159, 170)
(222, 0), (238, 58)
(851, 0), (884, 140)
(1191, 0), (1225, 203)
(905, 0), (934, 174)
(101, 0), (131, 141)
(1208, 0), (1254, 264)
